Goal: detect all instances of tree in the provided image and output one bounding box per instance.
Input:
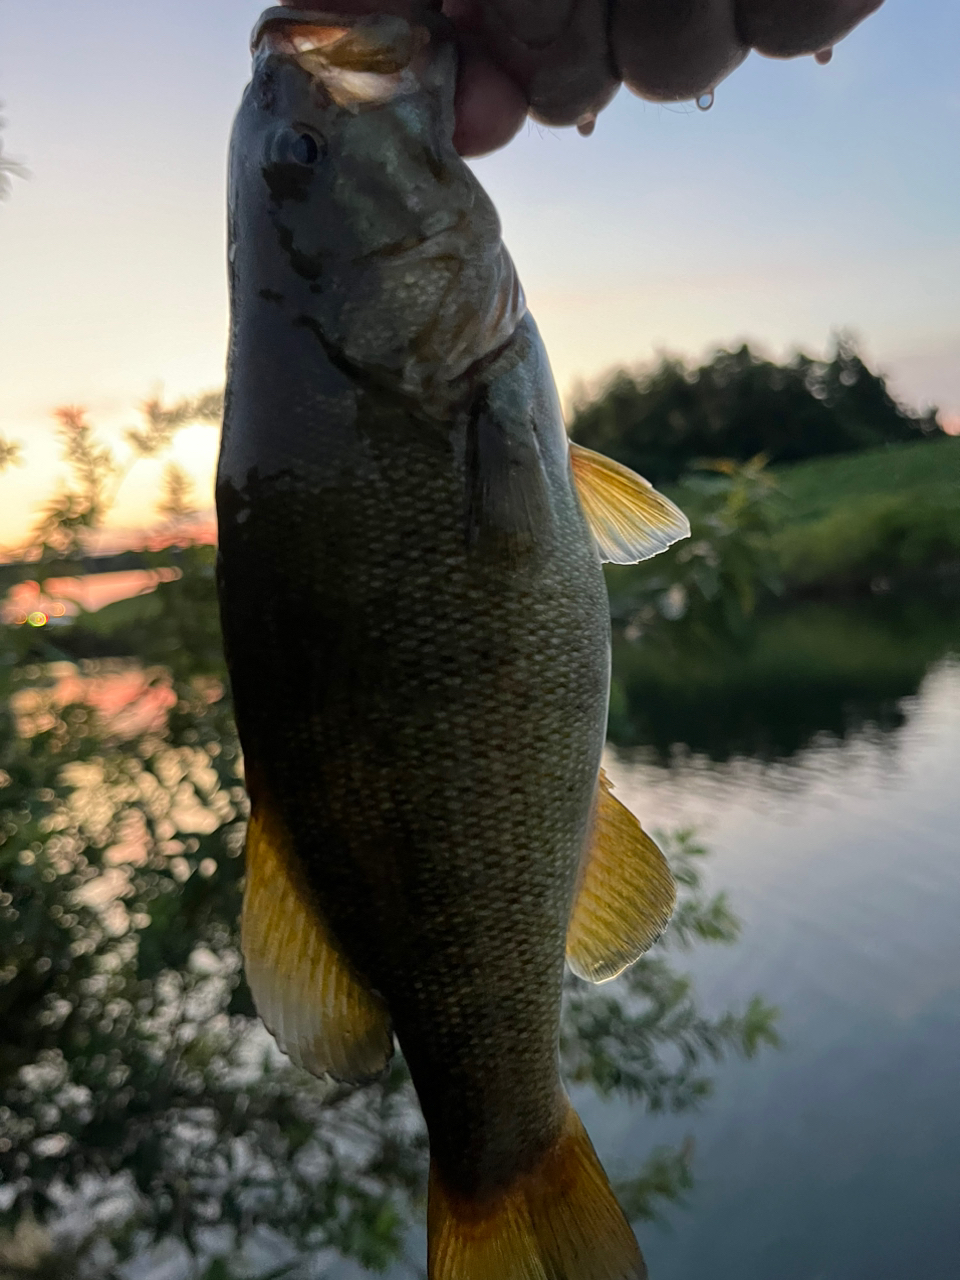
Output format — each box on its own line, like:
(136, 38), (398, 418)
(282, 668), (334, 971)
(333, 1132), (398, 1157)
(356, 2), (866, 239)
(570, 336), (940, 484)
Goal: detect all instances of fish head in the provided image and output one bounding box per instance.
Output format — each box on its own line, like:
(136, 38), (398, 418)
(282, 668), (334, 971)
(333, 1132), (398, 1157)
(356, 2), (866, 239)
(230, 7), (524, 409)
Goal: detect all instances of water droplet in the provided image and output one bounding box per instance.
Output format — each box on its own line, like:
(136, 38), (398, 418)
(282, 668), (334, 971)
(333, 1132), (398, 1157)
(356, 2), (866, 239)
(815, 47), (834, 65)
(577, 116), (596, 137)
(696, 90), (714, 112)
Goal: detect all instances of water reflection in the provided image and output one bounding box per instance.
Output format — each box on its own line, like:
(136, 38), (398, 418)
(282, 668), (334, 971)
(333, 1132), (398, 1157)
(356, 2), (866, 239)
(609, 595), (960, 762)
(603, 658), (960, 1280)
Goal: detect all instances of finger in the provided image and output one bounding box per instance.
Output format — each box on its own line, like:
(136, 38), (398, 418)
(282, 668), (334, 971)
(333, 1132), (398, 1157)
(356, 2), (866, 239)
(477, 0), (619, 127)
(480, 0), (577, 47)
(277, 0), (526, 156)
(736, 0), (885, 57)
(612, 0), (748, 102)
(452, 47), (528, 156)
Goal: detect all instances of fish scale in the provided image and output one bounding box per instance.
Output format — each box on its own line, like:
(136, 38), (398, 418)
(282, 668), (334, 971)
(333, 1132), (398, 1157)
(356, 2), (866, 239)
(222, 352), (608, 1191)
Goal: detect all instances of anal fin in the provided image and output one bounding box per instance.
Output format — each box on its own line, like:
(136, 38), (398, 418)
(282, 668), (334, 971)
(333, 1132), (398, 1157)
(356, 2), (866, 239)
(242, 805), (393, 1081)
(566, 770), (676, 983)
(569, 441), (689, 564)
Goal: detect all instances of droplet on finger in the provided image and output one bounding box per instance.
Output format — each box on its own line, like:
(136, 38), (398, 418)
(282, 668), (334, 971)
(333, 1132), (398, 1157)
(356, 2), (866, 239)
(815, 47), (834, 65)
(577, 115), (596, 136)
(612, 0), (746, 104)
(695, 89), (715, 111)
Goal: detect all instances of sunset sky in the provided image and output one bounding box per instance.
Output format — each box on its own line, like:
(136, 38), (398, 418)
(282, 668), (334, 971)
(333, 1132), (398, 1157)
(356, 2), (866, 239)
(0, 0), (957, 547)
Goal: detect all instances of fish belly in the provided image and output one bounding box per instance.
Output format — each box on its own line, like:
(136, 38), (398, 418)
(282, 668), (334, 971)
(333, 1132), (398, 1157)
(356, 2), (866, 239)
(217, 319), (610, 1196)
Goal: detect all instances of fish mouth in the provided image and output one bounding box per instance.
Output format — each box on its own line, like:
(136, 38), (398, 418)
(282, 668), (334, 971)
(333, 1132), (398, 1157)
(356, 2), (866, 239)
(252, 7), (435, 105)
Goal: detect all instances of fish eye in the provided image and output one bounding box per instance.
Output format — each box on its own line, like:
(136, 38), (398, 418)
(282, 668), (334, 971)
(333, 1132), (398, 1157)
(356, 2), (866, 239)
(292, 132), (320, 164)
(268, 127), (325, 168)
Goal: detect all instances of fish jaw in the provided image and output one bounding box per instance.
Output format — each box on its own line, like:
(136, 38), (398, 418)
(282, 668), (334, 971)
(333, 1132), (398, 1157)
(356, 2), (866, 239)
(252, 7), (442, 107)
(229, 9), (525, 415)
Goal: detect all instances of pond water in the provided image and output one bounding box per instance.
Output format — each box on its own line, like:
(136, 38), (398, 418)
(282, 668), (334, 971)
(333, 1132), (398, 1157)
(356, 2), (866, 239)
(591, 655), (960, 1279)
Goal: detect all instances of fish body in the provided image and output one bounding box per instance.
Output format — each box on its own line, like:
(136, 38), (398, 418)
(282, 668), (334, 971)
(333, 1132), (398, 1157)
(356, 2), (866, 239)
(217, 10), (687, 1277)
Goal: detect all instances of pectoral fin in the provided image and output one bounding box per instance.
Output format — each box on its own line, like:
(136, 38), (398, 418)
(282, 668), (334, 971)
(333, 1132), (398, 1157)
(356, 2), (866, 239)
(242, 805), (393, 1081)
(566, 770), (676, 983)
(569, 442), (690, 564)
(466, 404), (551, 563)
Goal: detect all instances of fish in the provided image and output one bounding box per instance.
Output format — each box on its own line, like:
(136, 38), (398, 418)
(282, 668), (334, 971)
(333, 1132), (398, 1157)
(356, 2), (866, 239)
(216, 8), (690, 1278)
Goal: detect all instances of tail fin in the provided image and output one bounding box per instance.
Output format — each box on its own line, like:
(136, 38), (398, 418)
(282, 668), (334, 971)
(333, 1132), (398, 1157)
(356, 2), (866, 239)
(428, 1101), (647, 1280)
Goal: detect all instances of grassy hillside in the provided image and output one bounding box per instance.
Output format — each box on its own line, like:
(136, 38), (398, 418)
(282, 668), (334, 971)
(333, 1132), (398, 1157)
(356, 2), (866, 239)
(775, 434), (960, 516)
(769, 435), (960, 591)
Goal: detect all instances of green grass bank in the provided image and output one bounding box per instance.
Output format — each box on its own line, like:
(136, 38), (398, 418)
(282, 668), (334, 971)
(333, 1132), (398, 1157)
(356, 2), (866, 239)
(769, 434), (960, 593)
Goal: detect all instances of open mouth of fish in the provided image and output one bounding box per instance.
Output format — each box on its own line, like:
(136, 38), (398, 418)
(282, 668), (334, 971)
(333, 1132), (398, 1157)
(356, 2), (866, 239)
(252, 7), (434, 106)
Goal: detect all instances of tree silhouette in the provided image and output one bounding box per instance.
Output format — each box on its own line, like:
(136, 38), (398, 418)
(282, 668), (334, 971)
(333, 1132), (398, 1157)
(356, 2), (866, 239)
(570, 336), (940, 485)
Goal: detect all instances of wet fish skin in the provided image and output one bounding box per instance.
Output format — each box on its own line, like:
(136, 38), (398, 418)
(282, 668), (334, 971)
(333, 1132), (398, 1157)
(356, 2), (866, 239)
(218, 10), (682, 1276)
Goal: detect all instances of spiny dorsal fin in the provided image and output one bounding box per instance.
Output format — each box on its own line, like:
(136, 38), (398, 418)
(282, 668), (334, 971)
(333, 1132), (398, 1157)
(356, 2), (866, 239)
(569, 442), (690, 564)
(428, 1099), (647, 1280)
(566, 770), (676, 983)
(242, 805), (393, 1081)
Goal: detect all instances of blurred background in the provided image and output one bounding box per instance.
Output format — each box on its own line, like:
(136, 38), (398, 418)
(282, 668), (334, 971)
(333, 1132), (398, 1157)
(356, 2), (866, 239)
(0, 1), (958, 1277)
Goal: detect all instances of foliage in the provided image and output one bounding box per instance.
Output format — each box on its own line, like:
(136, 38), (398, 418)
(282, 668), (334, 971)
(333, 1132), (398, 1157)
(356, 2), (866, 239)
(605, 455), (784, 647)
(0, 400), (781, 1276)
(125, 394), (224, 460)
(605, 436), (960, 666)
(570, 335), (941, 484)
(31, 409), (119, 557)
(26, 396), (220, 564)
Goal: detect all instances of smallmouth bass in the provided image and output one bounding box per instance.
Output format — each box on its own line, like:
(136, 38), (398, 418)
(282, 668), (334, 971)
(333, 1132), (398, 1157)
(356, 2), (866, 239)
(216, 9), (689, 1278)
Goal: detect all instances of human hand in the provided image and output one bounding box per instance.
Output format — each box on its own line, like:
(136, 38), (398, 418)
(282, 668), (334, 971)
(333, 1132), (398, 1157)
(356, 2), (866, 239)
(277, 0), (885, 156)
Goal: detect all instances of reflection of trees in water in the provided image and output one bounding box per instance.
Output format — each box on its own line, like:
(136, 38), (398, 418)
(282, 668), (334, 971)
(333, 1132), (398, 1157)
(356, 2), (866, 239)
(0, 554), (779, 1279)
(609, 597), (960, 763)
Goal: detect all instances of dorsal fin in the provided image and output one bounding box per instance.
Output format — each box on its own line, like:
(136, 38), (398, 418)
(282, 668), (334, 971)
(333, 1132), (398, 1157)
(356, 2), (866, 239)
(242, 805), (393, 1081)
(566, 770), (676, 983)
(569, 442), (690, 564)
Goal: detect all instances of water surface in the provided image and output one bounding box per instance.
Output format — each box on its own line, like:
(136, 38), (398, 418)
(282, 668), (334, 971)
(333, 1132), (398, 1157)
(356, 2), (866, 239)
(594, 658), (960, 1278)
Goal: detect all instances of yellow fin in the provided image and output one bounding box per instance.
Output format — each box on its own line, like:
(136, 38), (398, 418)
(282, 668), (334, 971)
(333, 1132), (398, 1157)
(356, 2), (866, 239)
(566, 770), (676, 983)
(428, 1100), (647, 1280)
(569, 442), (690, 564)
(241, 806), (393, 1081)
